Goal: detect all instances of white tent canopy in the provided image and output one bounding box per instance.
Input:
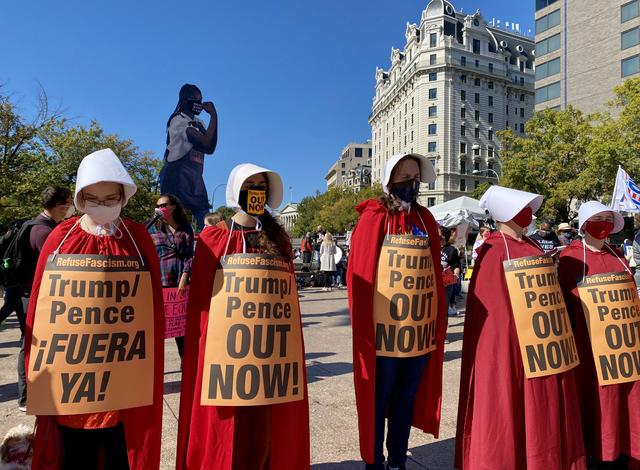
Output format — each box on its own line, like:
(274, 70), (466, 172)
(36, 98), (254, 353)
(428, 196), (487, 225)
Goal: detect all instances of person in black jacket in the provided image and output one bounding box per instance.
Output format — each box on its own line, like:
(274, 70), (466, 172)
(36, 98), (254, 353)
(440, 226), (460, 317)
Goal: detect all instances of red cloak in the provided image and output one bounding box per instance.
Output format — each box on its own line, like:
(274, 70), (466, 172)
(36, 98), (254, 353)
(558, 239), (640, 463)
(24, 217), (165, 470)
(455, 232), (586, 470)
(346, 199), (447, 464)
(175, 226), (310, 470)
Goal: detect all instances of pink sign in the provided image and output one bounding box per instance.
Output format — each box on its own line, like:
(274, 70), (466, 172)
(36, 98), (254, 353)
(164, 287), (189, 338)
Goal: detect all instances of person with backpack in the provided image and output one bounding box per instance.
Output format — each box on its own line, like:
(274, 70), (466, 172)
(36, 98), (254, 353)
(0, 219), (28, 330)
(0, 186), (73, 412)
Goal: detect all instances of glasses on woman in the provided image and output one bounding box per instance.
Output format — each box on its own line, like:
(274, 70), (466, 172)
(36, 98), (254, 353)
(83, 194), (122, 208)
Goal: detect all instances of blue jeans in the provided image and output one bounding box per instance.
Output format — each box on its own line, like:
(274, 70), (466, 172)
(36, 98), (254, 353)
(372, 354), (430, 467)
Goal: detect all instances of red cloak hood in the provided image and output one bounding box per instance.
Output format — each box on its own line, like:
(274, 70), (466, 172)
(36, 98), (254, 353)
(175, 226), (310, 470)
(558, 240), (640, 464)
(24, 217), (165, 470)
(455, 232), (586, 470)
(346, 199), (447, 464)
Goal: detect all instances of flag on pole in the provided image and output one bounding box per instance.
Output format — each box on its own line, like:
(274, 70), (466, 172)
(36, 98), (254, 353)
(611, 165), (640, 212)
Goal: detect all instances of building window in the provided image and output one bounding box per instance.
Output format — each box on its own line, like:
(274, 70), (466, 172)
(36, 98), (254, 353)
(474, 160), (480, 171)
(520, 123), (525, 133)
(488, 96), (494, 106)
(461, 90), (466, 100)
(430, 53), (437, 65)
(520, 108), (525, 118)
(622, 55), (640, 77)
(369, 148), (372, 157)
(475, 110), (480, 121)
(429, 105), (437, 117)
(473, 39), (481, 54)
(488, 112), (494, 123)
(520, 77), (525, 86)
(460, 179), (466, 191)
(461, 125), (466, 136)
(461, 75), (467, 84)
(461, 56), (467, 66)
(430, 33), (437, 47)
(536, 33), (561, 57)
(537, 0), (558, 12)
(429, 72), (438, 81)
(622, 27), (640, 49)
(536, 9), (561, 34)
(473, 147), (480, 157)
(428, 159), (436, 189)
(474, 78), (481, 86)
(461, 107), (466, 119)
(428, 141), (437, 152)
(488, 146), (494, 158)
(475, 128), (480, 139)
(474, 180), (480, 189)
(460, 142), (467, 154)
(460, 160), (466, 174)
(622, 0), (640, 22)
(488, 129), (494, 140)
(489, 63), (494, 73)
(535, 81), (562, 103)
(428, 124), (437, 135)
(488, 81), (494, 89)
(535, 57), (561, 80)
(475, 93), (480, 104)
(520, 94), (525, 102)
(428, 197), (436, 207)
(429, 88), (437, 99)
(355, 147), (363, 157)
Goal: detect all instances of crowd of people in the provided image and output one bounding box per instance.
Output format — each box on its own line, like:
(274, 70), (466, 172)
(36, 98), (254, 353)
(1, 147), (640, 470)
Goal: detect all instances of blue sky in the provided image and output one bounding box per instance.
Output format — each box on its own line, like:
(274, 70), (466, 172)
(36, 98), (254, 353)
(2, 0), (533, 208)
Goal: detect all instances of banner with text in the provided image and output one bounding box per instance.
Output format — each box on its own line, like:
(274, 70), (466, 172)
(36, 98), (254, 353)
(27, 254), (154, 415)
(373, 235), (439, 358)
(164, 287), (189, 338)
(200, 253), (304, 406)
(578, 272), (640, 385)
(503, 255), (579, 378)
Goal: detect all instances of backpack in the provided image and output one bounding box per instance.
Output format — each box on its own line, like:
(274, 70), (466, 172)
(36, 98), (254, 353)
(0, 219), (44, 288)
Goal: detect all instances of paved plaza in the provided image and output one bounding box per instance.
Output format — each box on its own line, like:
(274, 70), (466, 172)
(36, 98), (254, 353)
(0, 287), (465, 469)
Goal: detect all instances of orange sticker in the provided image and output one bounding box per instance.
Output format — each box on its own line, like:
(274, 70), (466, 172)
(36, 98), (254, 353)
(200, 253), (305, 406)
(246, 190), (266, 215)
(503, 255), (579, 378)
(578, 272), (640, 385)
(27, 254), (155, 415)
(373, 235), (439, 357)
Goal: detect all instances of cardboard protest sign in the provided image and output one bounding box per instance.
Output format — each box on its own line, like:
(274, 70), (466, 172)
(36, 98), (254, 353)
(27, 254), (154, 415)
(200, 253), (304, 406)
(164, 287), (189, 338)
(373, 235), (438, 358)
(503, 255), (579, 378)
(578, 272), (640, 385)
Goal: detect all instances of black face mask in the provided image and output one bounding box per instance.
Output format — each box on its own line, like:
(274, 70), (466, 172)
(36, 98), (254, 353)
(187, 99), (203, 115)
(239, 187), (267, 215)
(390, 179), (420, 203)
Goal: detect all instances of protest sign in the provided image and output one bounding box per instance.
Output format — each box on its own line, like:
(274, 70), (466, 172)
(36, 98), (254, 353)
(578, 272), (640, 385)
(164, 287), (189, 338)
(200, 253), (304, 406)
(27, 254), (154, 415)
(503, 255), (579, 378)
(373, 235), (438, 357)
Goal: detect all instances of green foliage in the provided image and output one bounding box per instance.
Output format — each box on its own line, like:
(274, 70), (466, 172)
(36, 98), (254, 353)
(0, 93), (162, 230)
(293, 183), (384, 236)
(471, 182), (492, 200)
(498, 78), (640, 224)
(212, 206), (235, 220)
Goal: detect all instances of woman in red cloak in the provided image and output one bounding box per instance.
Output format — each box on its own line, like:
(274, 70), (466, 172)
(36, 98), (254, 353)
(558, 201), (640, 469)
(176, 163), (309, 470)
(455, 185), (586, 470)
(347, 153), (447, 470)
(25, 148), (165, 469)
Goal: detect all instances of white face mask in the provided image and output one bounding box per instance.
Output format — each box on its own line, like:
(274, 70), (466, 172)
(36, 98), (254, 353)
(64, 204), (76, 219)
(84, 204), (122, 226)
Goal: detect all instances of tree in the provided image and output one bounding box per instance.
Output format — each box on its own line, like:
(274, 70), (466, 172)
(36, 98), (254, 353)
(293, 184), (383, 236)
(0, 91), (162, 230)
(499, 106), (593, 222)
(471, 182), (492, 200)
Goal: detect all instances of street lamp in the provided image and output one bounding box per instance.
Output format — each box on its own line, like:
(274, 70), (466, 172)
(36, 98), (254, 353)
(472, 169), (500, 180)
(210, 183), (227, 209)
